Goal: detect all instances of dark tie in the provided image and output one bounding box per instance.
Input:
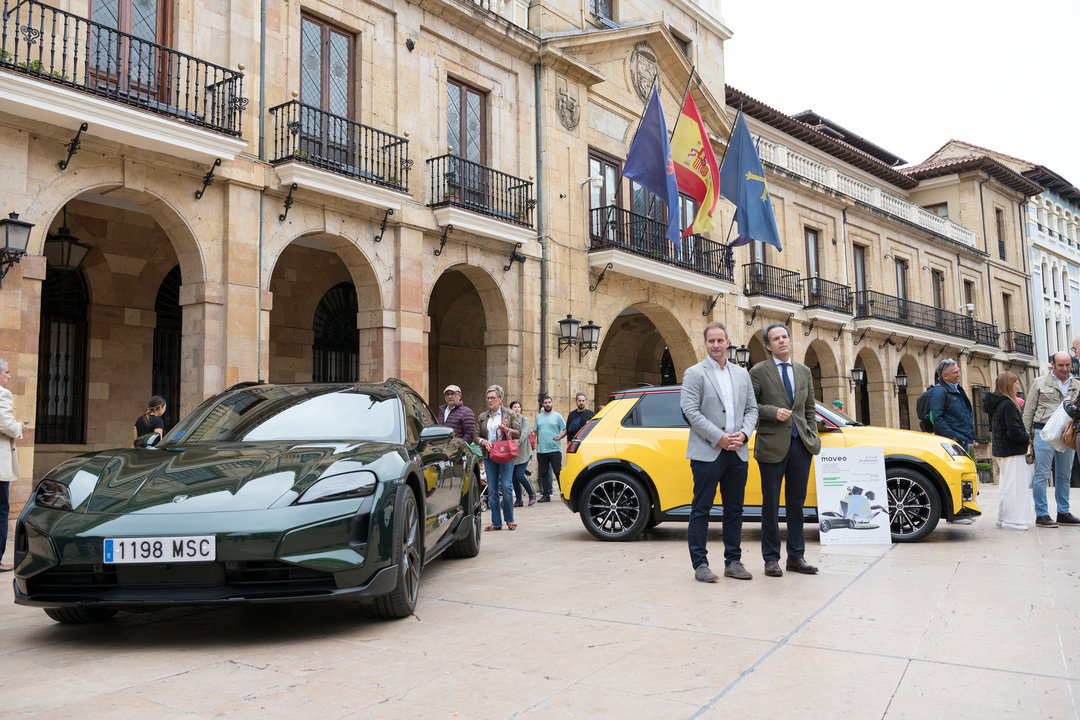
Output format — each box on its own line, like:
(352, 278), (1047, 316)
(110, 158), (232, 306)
(781, 363), (798, 437)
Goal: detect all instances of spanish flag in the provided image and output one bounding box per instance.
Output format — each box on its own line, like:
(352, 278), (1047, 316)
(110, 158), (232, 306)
(671, 92), (720, 237)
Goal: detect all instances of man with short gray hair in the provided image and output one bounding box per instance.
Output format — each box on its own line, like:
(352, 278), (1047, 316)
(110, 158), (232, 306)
(927, 358), (975, 450)
(1023, 351), (1080, 527)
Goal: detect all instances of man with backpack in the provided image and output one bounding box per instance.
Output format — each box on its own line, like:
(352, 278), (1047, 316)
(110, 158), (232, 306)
(1022, 351), (1080, 528)
(921, 358), (976, 450)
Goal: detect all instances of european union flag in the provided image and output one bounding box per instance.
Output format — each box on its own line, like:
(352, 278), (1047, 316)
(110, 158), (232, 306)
(622, 86), (681, 248)
(717, 112), (782, 250)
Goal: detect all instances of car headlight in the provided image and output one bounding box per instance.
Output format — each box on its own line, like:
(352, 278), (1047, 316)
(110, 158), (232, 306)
(35, 479), (73, 511)
(941, 442), (969, 459)
(297, 471), (378, 504)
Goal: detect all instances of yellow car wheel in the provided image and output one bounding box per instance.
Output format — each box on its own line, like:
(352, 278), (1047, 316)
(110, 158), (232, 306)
(580, 472), (651, 542)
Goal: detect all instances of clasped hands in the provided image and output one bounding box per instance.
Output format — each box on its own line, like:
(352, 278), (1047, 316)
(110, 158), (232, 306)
(719, 432), (745, 451)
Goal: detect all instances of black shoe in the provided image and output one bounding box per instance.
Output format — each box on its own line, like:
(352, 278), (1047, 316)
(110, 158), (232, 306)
(538, 496), (551, 503)
(1057, 512), (1080, 525)
(1036, 515), (1058, 528)
(764, 560), (783, 577)
(786, 557), (819, 574)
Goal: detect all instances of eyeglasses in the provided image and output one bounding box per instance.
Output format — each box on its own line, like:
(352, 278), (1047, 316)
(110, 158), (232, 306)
(485, 395), (498, 401)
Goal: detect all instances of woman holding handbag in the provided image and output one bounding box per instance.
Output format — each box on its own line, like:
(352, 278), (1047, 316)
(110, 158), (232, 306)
(509, 400), (537, 507)
(982, 371), (1035, 530)
(474, 385), (521, 530)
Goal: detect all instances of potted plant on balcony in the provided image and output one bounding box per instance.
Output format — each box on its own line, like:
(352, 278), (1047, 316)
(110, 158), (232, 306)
(443, 188), (460, 203)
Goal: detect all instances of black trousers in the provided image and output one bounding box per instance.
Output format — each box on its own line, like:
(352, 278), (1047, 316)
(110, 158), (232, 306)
(688, 452), (747, 569)
(536, 451), (561, 497)
(758, 438), (813, 562)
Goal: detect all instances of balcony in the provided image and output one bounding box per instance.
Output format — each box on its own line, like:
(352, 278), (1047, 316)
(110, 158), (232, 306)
(587, 206), (735, 293)
(743, 262), (801, 304)
(269, 100), (411, 211)
(428, 154), (534, 225)
(974, 320), (1000, 348)
(1003, 330), (1034, 356)
(854, 291), (975, 340)
(0, 0), (246, 162)
(801, 276), (852, 314)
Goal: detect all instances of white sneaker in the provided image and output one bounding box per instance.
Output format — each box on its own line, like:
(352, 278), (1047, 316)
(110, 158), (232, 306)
(1000, 522), (1029, 531)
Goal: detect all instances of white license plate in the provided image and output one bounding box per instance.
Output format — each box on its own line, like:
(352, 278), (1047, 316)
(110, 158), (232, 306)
(103, 536), (216, 564)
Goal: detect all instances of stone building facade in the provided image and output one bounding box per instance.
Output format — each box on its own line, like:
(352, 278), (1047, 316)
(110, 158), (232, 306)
(0, 0), (1040, 520)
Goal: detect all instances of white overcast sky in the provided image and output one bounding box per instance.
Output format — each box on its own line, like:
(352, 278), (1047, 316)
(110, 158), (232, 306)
(720, 0), (1080, 187)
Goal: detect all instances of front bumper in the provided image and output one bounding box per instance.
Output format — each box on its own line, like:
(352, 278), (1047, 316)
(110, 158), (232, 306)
(13, 486), (399, 609)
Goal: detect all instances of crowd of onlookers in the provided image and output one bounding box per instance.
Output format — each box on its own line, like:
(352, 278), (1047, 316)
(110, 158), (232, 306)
(436, 385), (594, 531)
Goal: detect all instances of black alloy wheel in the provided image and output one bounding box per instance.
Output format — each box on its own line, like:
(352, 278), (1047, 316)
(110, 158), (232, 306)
(887, 467), (942, 542)
(579, 472), (650, 541)
(371, 484), (423, 618)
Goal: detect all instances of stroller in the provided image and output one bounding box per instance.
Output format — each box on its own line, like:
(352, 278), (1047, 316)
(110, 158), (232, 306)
(470, 444), (489, 512)
(819, 485), (887, 533)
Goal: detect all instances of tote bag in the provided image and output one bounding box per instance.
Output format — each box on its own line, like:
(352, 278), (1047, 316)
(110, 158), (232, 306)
(489, 425), (519, 464)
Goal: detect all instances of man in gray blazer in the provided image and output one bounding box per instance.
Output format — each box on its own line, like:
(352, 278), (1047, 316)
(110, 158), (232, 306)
(680, 322), (759, 582)
(749, 323), (822, 577)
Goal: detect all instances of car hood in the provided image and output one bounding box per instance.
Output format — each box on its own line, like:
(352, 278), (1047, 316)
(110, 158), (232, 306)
(836, 425), (963, 457)
(44, 442), (407, 514)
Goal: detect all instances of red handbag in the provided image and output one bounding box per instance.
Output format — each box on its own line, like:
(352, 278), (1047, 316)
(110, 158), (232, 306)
(528, 431), (537, 450)
(489, 425), (519, 464)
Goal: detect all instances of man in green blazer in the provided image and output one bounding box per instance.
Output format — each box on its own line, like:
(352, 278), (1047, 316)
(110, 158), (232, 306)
(749, 323), (822, 577)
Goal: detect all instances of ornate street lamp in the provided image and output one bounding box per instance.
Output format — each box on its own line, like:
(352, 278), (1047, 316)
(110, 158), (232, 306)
(557, 314), (580, 358)
(0, 212), (34, 287)
(43, 208), (92, 272)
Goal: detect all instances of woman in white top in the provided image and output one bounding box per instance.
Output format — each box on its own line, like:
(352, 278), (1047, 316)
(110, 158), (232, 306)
(473, 385), (521, 530)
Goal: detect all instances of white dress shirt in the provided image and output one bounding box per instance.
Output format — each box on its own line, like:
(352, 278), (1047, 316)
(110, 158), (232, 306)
(705, 355), (737, 434)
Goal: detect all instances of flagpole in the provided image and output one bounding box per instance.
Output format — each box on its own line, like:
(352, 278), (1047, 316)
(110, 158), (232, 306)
(715, 100), (743, 177)
(667, 66), (697, 140)
(624, 74), (661, 152)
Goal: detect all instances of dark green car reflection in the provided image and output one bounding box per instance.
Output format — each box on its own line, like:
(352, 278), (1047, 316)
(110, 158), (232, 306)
(14, 379), (482, 622)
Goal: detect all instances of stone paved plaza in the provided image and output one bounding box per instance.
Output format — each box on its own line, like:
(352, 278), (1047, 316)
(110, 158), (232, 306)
(2, 483), (1078, 719)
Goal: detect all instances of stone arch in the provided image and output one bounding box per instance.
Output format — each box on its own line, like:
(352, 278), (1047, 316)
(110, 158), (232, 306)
(854, 346), (886, 425)
(427, 263), (512, 410)
(266, 232), (384, 384)
(804, 338), (840, 404)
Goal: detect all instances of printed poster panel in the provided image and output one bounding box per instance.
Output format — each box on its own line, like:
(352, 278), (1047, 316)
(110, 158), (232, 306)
(815, 446), (891, 545)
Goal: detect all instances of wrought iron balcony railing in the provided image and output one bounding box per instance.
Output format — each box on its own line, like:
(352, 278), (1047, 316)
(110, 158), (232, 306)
(854, 290), (975, 339)
(1002, 330), (1034, 356)
(974, 320), (1000, 348)
(427, 154), (534, 228)
(269, 100), (410, 191)
(589, 206), (735, 282)
(1, 0), (244, 136)
(800, 276), (852, 314)
(743, 262), (801, 304)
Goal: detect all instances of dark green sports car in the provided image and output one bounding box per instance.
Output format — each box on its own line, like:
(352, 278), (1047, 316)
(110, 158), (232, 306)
(13, 379), (482, 622)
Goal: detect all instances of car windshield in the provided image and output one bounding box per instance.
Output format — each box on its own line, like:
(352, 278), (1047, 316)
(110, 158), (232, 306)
(163, 386), (404, 444)
(815, 402), (853, 427)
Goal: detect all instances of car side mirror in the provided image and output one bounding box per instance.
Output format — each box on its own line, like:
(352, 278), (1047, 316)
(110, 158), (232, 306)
(134, 432), (161, 448)
(419, 426), (454, 444)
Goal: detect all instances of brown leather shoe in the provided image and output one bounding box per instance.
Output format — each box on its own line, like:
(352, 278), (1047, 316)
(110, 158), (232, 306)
(786, 557), (818, 574)
(764, 560), (783, 577)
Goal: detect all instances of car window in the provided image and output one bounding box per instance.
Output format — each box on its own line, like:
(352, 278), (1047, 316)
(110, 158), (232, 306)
(400, 391), (434, 443)
(168, 388), (405, 443)
(622, 392), (689, 428)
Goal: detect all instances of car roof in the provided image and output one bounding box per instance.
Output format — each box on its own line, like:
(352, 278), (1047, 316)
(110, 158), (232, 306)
(607, 385), (682, 400)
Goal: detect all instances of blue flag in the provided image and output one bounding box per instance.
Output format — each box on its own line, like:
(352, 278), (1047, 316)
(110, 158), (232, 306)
(717, 112), (782, 250)
(622, 87), (681, 248)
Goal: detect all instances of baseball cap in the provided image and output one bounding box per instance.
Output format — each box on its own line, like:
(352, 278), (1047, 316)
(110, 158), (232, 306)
(444, 385), (461, 394)
(832, 400), (843, 408)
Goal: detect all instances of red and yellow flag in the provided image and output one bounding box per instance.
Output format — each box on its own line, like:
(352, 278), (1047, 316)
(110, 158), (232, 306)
(671, 92), (720, 237)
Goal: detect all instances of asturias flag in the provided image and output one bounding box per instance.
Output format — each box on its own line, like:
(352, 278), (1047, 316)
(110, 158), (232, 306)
(717, 112), (782, 250)
(622, 86), (681, 248)
(671, 92), (720, 237)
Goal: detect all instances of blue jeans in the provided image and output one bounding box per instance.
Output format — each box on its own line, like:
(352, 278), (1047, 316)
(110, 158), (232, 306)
(513, 463), (535, 502)
(1032, 432), (1072, 517)
(484, 458), (515, 526)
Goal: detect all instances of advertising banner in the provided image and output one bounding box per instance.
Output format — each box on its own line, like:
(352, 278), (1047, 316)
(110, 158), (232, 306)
(815, 446), (891, 545)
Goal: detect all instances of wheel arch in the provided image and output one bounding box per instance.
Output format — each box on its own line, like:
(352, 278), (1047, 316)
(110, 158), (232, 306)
(884, 455), (953, 518)
(570, 458), (660, 518)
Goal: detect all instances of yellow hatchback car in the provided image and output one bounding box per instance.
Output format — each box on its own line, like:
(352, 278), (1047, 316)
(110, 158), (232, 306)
(561, 386), (981, 542)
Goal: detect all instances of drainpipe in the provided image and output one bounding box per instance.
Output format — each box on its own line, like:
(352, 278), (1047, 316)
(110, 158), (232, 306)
(256, 0), (267, 382)
(534, 61), (546, 408)
(1018, 201), (1034, 363)
(977, 175), (996, 330)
